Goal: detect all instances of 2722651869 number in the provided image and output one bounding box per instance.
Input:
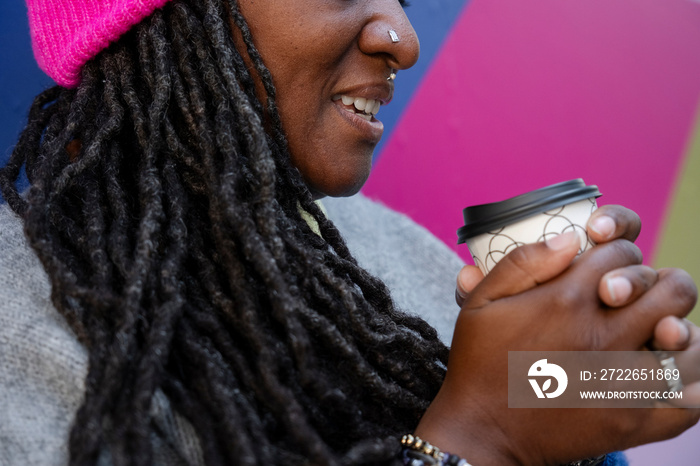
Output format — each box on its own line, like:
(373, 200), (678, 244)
(599, 368), (680, 381)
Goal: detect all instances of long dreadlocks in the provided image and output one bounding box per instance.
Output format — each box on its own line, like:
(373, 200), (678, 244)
(0, 0), (448, 464)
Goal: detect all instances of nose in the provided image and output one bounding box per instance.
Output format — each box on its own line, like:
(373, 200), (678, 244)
(357, 1), (420, 71)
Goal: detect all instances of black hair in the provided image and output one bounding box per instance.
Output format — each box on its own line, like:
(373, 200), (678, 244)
(0, 0), (448, 464)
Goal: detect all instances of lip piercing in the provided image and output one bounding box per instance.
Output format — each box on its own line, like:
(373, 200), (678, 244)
(387, 70), (397, 81)
(388, 29), (400, 43)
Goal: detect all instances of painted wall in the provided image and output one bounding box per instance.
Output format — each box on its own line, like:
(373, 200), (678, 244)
(365, 0), (700, 330)
(1, 0), (699, 463)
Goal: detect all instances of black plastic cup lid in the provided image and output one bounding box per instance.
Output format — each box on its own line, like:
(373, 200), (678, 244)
(457, 179), (602, 244)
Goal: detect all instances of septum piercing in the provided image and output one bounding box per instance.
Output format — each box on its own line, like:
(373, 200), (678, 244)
(387, 70), (397, 81)
(388, 29), (400, 43)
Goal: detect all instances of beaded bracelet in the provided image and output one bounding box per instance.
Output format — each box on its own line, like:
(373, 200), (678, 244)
(400, 434), (473, 466)
(567, 456), (607, 466)
(401, 434), (606, 466)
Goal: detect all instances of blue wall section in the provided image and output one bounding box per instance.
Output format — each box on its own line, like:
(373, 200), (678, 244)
(0, 3), (56, 150)
(375, 0), (471, 156)
(0, 2), (54, 193)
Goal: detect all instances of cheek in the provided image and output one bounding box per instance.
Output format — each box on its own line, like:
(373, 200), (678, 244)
(250, 29), (376, 196)
(276, 90), (368, 197)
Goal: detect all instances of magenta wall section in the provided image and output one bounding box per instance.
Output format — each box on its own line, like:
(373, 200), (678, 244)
(364, 0), (700, 265)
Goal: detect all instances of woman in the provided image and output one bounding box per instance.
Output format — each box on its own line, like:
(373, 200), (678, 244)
(0, 0), (698, 464)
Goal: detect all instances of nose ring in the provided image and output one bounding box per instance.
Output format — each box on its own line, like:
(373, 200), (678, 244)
(388, 29), (400, 43)
(387, 70), (397, 81)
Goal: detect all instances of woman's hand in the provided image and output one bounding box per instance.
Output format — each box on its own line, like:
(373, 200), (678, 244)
(419, 215), (699, 465)
(455, 205), (644, 307)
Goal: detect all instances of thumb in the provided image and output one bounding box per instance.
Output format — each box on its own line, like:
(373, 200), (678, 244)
(466, 231), (581, 308)
(455, 265), (484, 307)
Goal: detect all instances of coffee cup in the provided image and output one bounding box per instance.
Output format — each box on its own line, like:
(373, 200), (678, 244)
(457, 179), (602, 275)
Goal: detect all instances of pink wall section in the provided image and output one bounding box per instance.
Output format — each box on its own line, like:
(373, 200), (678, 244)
(364, 0), (700, 265)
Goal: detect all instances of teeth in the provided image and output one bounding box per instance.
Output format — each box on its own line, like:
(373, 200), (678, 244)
(333, 94), (382, 117)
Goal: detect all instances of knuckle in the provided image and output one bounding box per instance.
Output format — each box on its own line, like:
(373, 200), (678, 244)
(610, 239), (643, 264)
(590, 239), (643, 267)
(663, 269), (698, 311)
(501, 245), (539, 281)
(635, 266), (658, 289)
(604, 409), (648, 440)
(588, 327), (605, 352)
(505, 244), (532, 268)
(580, 323), (611, 351)
(553, 286), (580, 309)
(616, 265), (657, 295)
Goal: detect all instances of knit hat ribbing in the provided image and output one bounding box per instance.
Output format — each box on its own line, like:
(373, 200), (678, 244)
(26, 0), (172, 88)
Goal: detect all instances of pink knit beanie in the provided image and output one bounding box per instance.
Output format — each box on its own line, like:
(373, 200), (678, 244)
(26, 0), (173, 88)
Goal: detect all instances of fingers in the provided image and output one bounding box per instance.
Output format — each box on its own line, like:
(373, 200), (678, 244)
(597, 265), (658, 307)
(587, 205), (642, 243)
(465, 231), (581, 308)
(608, 268), (698, 348)
(455, 265), (483, 307)
(653, 317), (694, 351)
(652, 318), (700, 408)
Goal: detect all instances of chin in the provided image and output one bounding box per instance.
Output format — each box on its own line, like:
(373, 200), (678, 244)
(308, 171), (370, 199)
(311, 182), (364, 200)
(295, 146), (375, 199)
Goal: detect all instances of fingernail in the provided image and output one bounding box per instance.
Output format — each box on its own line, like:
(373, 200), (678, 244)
(590, 215), (615, 240)
(546, 231), (579, 250)
(456, 284), (467, 300)
(607, 276), (632, 304)
(675, 319), (690, 346)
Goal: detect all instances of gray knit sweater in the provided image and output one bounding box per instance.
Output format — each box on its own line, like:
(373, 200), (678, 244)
(0, 194), (464, 465)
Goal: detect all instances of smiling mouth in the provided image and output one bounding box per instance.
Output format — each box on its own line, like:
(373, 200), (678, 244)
(332, 94), (381, 121)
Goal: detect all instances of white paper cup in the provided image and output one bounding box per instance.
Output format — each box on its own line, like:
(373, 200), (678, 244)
(457, 179), (601, 275)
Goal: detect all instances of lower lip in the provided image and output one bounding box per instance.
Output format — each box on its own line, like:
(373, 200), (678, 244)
(332, 101), (384, 144)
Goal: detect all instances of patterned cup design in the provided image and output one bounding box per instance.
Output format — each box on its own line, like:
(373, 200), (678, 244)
(466, 198), (598, 275)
